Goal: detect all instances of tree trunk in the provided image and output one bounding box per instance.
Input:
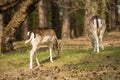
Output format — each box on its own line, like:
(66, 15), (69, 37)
(84, 0), (91, 35)
(51, 0), (61, 38)
(62, 0), (70, 39)
(38, 0), (47, 27)
(16, 19), (28, 41)
(1, 0), (40, 52)
(101, 0), (106, 18)
(106, 0), (117, 31)
(111, 1), (116, 30)
(0, 14), (3, 53)
(22, 19), (28, 40)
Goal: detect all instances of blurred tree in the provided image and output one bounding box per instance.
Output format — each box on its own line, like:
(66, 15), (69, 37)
(62, 0), (71, 39)
(84, 0), (91, 35)
(0, 14), (3, 53)
(106, 0), (117, 31)
(22, 19), (28, 40)
(1, 0), (40, 52)
(38, 0), (47, 27)
(51, 0), (61, 38)
(16, 19), (28, 41)
(28, 9), (39, 29)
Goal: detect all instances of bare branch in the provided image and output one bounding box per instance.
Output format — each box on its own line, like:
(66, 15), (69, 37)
(0, 0), (19, 7)
(0, 0), (24, 13)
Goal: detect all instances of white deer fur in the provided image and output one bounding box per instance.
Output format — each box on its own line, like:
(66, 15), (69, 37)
(25, 28), (60, 69)
(87, 15), (106, 53)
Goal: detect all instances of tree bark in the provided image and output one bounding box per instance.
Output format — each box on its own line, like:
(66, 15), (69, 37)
(106, 0), (117, 31)
(1, 0), (40, 52)
(84, 0), (91, 35)
(111, 0), (117, 30)
(22, 19), (28, 40)
(62, 0), (71, 39)
(38, 0), (47, 27)
(62, 14), (70, 39)
(16, 19), (28, 41)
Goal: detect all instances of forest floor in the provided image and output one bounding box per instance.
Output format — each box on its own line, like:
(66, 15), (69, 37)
(0, 31), (120, 80)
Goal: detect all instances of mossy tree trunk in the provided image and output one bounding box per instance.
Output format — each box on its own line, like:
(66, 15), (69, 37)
(1, 0), (40, 52)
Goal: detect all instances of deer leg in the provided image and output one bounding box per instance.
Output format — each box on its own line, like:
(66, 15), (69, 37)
(89, 33), (96, 52)
(93, 32), (99, 53)
(54, 49), (59, 58)
(90, 33), (99, 53)
(47, 44), (53, 63)
(93, 41), (96, 52)
(49, 47), (53, 62)
(90, 38), (95, 52)
(36, 57), (40, 66)
(53, 44), (59, 58)
(30, 44), (37, 69)
(99, 29), (105, 50)
(99, 35), (104, 50)
(95, 37), (99, 53)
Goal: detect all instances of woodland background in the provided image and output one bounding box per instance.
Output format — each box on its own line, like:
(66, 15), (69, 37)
(0, 0), (120, 52)
(0, 0), (120, 80)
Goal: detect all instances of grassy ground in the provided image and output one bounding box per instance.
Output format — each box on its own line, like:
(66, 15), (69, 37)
(0, 32), (120, 80)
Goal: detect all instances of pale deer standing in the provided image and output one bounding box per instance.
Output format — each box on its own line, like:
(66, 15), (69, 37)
(87, 15), (106, 53)
(25, 28), (60, 69)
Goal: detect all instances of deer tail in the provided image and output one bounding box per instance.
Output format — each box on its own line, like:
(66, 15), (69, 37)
(25, 32), (35, 44)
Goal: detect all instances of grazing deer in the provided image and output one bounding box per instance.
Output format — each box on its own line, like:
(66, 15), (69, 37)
(87, 15), (106, 53)
(25, 27), (60, 69)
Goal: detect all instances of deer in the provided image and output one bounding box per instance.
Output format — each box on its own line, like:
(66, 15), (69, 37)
(87, 15), (106, 53)
(25, 27), (60, 69)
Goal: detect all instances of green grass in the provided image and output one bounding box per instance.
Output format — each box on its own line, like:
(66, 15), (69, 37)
(0, 46), (120, 78)
(0, 52), (29, 74)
